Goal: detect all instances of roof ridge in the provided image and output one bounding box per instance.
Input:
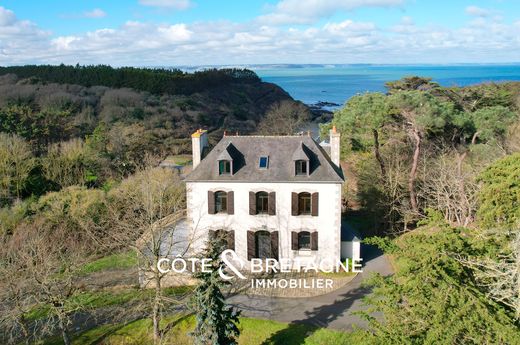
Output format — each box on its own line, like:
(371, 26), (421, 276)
(225, 135), (307, 138)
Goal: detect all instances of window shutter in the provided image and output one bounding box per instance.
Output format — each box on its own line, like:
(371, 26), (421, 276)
(291, 231), (298, 250)
(268, 192), (276, 215)
(270, 231), (279, 259)
(249, 192), (256, 215)
(227, 191), (234, 215)
(247, 231), (255, 260)
(311, 192), (319, 216)
(208, 191), (215, 214)
(311, 231), (318, 250)
(227, 230), (235, 251)
(291, 192), (298, 216)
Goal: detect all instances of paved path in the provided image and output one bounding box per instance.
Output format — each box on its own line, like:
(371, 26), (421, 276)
(227, 243), (393, 331)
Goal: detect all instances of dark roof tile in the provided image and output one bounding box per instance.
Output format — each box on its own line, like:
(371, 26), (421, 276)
(186, 136), (343, 183)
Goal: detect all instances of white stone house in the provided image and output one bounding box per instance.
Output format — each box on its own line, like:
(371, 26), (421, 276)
(185, 128), (344, 266)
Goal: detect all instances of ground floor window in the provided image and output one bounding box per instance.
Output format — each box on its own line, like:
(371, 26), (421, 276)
(298, 231), (311, 250)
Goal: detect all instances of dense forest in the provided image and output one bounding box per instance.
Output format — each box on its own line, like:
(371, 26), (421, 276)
(323, 77), (520, 343)
(0, 68), (519, 344)
(0, 65), (260, 96)
(0, 66), (295, 205)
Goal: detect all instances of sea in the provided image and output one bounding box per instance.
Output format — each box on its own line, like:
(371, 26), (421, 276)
(252, 64), (520, 109)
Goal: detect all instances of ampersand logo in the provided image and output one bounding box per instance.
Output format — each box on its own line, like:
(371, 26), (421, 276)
(219, 249), (246, 280)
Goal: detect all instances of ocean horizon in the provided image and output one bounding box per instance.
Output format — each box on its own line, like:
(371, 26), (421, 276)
(246, 64), (520, 107)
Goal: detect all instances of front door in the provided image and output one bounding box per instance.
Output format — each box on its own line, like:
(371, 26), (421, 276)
(255, 231), (271, 259)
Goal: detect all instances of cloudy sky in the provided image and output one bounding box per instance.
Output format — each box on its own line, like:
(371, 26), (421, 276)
(0, 0), (519, 66)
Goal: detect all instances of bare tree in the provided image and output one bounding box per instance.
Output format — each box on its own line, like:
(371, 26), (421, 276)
(0, 219), (94, 345)
(256, 100), (310, 136)
(420, 150), (479, 227)
(103, 166), (191, 345)
(0, 133), (35, 202)
(456, 228), (520, 319)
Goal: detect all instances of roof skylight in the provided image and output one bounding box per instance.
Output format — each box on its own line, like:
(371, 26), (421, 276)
(259, 156), (269, 169)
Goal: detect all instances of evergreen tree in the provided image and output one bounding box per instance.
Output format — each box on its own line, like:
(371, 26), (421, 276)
(189, 233), (240, 345)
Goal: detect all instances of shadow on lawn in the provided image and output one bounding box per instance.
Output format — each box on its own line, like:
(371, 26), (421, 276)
(260, 285), (370, 345)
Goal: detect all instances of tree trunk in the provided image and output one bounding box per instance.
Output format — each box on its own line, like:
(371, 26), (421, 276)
(59, 317), (71, 345)
(373, 129), (386, 177)
(153, 269), (162, 345)
(409, 128), (421, 214)
(456, 151), (472, 226)
(19, 316), (30, 345)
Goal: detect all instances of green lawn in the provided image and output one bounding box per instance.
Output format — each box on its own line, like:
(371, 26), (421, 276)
(27, 286), (193, 321)
(81, 251), (138, 275)
(42, 315), (368, 345)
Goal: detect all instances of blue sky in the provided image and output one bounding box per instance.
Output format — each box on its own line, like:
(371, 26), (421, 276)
(0, 0), (519, 66)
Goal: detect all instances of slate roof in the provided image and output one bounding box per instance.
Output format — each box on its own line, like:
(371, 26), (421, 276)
(186, 135), (344, 183)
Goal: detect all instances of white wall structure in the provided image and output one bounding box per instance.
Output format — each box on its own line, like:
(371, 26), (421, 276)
(187, 181), (342, 265)
(341, 238), (361, 261)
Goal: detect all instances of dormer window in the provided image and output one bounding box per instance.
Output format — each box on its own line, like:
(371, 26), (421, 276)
(292, 142), (310, 176)
(295, 160), (308, 176)
(219, 160), (231, 175)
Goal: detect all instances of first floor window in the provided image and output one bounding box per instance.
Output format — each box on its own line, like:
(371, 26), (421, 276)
(298, 192), (311, 215)
(256, 191), (269, 214)
(215, 191), (227, 213)
(298, 231), (311, 250)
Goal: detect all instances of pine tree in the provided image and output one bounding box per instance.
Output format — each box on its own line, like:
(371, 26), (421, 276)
(189, 233), (240, 345)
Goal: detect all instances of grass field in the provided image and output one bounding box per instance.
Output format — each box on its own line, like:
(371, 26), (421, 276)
(81, 251), (138, 275)
(41, 315), (367, 345)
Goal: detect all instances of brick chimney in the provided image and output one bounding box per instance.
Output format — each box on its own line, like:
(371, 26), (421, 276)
(191, 129), (208, 169)
(329, 125), (340, 168)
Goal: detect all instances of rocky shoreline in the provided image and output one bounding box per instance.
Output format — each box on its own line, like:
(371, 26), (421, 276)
(307, 101), (341, 122)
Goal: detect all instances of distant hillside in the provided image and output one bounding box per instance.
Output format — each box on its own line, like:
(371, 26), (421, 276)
(0, 65), (261, 96)
(0, 65), (294, 156)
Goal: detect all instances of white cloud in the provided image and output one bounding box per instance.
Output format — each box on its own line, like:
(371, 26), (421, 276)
(0, 6), (520, 66)
(83, 8), (107, 19)
(0, 7), (51, 64)
(258, 0), (404, 25)
(465, 6), (493, 17)
(0, 6), (16, 26)
(138, 0), (192, 10)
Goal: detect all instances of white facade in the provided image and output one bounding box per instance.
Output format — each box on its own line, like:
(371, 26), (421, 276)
(187, 180), (343, 264)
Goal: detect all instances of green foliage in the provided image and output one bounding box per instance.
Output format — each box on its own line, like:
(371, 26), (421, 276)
(81, 251), (138, 274)
(359, 227), (520, 344)
(0, 199), (32, 234)
(0, 65), (260, 96)
(0, 132), (36, 203)
(41, 315), (365, 345)
(363, 236), (399, 254)
(470, 105), (517, 143)
(389, 90), (458, 136)
(331, 92), (391, 152)
(385, 76), (439, 94)
(33, 186), (107, 235)
(189, 234), (240, 345)
(41, 138), (106, 188)
(0, 103), (75, 152)
(477, 153), (520, 230)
